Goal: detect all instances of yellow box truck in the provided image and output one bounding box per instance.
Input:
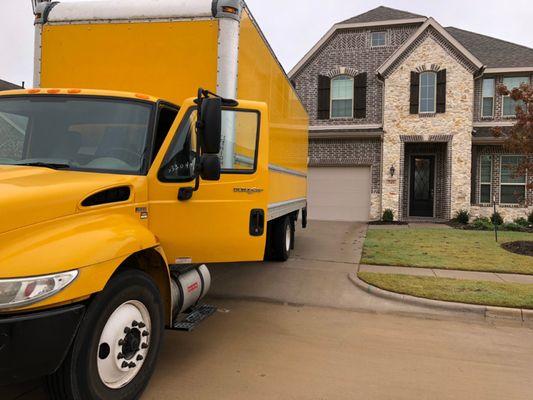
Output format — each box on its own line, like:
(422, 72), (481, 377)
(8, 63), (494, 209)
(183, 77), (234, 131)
(0, 0), (308, 398)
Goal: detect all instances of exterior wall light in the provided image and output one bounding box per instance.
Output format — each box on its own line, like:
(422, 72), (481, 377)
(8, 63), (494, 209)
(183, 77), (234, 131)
(389, 165), (396, 177)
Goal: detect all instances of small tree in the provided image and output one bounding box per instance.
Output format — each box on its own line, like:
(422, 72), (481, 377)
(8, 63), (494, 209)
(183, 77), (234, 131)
(494, 83), (532, 189)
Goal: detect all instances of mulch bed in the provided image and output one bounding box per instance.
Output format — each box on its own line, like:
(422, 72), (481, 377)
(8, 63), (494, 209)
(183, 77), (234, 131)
(501, 241), (533, 257)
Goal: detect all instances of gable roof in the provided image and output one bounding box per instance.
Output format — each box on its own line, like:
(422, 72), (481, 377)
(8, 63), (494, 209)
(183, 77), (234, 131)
(340, 6), (425, 25)
(446, 27), (533, 71)
(0, 79), (21, 91)
(377, 18), (484, 77)
(289, 9), (426, 78)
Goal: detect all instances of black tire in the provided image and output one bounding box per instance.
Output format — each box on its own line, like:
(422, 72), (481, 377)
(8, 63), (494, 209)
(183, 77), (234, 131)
(47, 270), (164, 400)
(269, 216), (292, 262)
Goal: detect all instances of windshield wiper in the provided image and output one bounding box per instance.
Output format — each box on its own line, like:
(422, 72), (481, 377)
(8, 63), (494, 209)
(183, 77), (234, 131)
(15, 161), (71, 170)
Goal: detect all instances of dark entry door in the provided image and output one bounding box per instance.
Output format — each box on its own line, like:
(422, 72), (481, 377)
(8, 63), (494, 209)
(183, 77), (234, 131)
(409, 156), (435, 217)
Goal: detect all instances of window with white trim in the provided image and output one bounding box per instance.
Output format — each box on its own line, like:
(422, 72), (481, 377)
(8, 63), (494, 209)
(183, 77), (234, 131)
(479, 155), (492, 203)
(502, 77), (529, 117)
(481, 79), (495, 118)
(371, 31), (387, 47)
(500, 155), (526, 204)
(330, 75), (354, 118)
(419, 72), (437, 114)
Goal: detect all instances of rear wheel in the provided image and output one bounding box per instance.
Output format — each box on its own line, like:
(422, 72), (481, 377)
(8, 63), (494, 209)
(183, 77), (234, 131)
(267, 216), (293, 262)
(47, 270), (164, 400)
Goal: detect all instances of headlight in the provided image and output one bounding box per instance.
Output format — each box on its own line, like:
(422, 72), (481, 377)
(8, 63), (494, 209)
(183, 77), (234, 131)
(0, 270), (78, 311)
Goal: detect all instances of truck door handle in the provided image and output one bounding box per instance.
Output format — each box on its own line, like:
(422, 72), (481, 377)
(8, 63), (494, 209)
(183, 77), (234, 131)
(249, 209), (265, 237)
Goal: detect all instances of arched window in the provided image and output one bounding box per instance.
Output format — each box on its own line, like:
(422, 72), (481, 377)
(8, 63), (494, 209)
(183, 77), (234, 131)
(330, 75), (354, 118)
(419, 71), (437, 113)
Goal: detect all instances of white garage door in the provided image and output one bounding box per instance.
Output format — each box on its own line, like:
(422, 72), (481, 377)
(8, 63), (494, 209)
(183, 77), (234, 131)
(308, 167), (371, 222)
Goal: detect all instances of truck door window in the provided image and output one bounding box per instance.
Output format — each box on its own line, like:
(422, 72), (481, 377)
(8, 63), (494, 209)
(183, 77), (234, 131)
(219, 110), (260, 173)
(159, 110), (197, 182)
(159, 108), (260, 182)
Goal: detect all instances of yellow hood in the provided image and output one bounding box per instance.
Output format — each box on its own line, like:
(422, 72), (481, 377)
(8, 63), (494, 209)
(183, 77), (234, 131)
(0, 165), (137, 234)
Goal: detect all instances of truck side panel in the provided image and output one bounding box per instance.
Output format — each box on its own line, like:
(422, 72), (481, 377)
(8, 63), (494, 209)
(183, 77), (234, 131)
(237, 9), (309, 207)
(41, 20), (219, 105)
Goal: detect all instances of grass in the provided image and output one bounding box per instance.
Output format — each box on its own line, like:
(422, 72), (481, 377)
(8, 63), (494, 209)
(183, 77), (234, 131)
(362, 228), (533, 275)
(359, 272), (533, 309)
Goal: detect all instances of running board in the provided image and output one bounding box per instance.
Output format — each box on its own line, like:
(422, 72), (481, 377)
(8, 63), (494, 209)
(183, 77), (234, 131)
(171, 305), (217, 332)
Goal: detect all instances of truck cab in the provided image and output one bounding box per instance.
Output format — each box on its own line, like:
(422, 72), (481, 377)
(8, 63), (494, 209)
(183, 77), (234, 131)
(0, 0), (308, 398)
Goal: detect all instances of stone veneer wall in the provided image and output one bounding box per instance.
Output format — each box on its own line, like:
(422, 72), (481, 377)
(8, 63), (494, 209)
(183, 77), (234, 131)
(309, 137), (382, 219)
(470, 145), (533, 221)
(382, 33), (475, 220)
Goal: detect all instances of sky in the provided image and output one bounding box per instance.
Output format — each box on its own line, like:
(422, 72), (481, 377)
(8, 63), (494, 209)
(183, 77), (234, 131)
(1, 0), (532, 87)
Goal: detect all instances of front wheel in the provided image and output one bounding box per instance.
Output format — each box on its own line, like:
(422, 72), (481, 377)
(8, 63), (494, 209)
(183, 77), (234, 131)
(47, 270), (164, 400)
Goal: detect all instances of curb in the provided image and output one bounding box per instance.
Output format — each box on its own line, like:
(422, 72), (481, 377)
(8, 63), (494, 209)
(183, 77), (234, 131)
(348, 272), (531, 325)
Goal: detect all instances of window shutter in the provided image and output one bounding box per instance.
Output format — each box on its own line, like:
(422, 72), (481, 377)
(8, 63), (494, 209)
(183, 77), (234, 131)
(354, 73), (367, 119)
(409, 71), (420, 114)
(436, 69), (447, 113)
(317, 75), (331, 120)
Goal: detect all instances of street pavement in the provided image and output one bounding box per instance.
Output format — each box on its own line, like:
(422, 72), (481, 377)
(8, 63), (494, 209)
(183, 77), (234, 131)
(3, 221), (533, 399)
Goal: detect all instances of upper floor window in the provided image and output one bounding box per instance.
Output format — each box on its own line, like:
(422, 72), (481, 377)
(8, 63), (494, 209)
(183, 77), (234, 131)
(371, 31), (387, 47)
(481, 78), (495, 118)
(500, 155), (526, 204)
(330, 75), (354, 118)
(419, 72), (437, 114)
(502, 77), (529, 117)
(479, 155), (492, 203)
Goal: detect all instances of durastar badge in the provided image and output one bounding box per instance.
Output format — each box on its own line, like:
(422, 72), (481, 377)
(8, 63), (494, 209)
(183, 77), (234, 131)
(233, 188), (264, 195)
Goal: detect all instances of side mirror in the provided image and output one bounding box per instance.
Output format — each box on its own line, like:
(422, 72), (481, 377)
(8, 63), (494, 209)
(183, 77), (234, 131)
(198, 97), (222, 154)
(200, 154), (221, 181)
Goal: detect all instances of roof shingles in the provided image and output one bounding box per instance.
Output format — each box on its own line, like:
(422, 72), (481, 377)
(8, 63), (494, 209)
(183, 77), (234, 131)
(446, 27), (533, 69)
(0, 79), (21, 91)
(341, 6), (425, 25)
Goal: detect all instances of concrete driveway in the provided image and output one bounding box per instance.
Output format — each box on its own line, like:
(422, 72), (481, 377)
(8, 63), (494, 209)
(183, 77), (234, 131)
(209, 221), (473, 319)
(4, 221), (533, 400)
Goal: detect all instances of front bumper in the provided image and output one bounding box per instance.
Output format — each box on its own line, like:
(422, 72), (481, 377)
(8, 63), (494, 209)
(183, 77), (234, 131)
(0, 304), (85, 385)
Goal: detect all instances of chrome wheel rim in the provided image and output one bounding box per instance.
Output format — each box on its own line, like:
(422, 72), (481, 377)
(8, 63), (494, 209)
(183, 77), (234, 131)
(97, 300), (151, 389)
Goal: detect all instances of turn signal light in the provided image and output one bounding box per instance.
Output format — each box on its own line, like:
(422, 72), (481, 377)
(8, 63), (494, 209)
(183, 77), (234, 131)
(67, 89), (82, 94)
(222, 6), (238, 14)
(27, 89), (40, 94)
(47, 89), (61, 94)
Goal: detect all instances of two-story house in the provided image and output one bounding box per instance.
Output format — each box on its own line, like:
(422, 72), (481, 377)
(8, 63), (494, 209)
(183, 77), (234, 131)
(290, 6), (533, 222)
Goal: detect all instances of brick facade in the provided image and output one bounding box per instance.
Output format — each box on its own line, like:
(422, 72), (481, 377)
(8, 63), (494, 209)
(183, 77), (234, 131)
(292, 25), (419, 126)
(474, 74), (533, 123)
(470, 145), (533, 221)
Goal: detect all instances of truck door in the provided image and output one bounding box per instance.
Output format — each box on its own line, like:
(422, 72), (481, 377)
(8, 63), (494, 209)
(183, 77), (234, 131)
(147, 99), (269, 265)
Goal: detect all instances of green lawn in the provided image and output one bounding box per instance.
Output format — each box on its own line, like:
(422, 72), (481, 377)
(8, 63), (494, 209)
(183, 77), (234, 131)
(359, 272), (533, 309)
(362, 228), (533, 275)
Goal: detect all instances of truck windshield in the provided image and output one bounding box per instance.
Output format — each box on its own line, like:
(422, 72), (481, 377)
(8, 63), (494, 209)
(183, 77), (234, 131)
(0, 96), (153, 174)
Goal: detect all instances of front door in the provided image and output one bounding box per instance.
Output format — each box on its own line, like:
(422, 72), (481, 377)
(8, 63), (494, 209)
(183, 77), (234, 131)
(409, 156), (435, 217)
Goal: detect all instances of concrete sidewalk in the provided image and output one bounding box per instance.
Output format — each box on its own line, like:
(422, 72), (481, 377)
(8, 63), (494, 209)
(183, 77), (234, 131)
(360, 264), (533, 284)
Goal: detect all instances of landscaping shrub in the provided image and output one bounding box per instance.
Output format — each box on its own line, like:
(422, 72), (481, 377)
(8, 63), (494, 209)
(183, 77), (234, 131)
(382, 209), (394, 223)
(514, 217), (530, 227)
(470, 217), (494, 231)
(529, 211), (533, 225)
(453, 209), (470, 224)
(503, 223), (524, 232)
(491, 212), (504, 226)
